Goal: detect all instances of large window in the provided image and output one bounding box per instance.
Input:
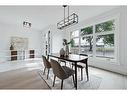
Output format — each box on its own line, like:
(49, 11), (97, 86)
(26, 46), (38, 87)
(96, 34), (114, 58)
(95, 20), (115, 58)
(80, 26), (93, 54)
(70, 19), (116, 59)
(70, 30), (80, 54)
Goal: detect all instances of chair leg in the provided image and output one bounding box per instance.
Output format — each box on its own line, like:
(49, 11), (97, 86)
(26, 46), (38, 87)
(86, 63), (89, 81)
(64, 62), (66, 66)
(47, 69), (50, 79)
(81, 68), (83, 81)
(43, 67), (46, 75)
(61, 80), (64, 89)
(72, 64), (73, 69)
(53, 75), (56, 87)
(86, 68), (89, 81)
(72, 75), (75, 87)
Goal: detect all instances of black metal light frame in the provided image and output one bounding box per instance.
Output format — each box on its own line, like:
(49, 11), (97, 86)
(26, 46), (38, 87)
(57, 5), (78, 30)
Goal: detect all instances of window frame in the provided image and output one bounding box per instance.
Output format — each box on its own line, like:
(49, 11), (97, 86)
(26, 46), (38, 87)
(93, 16), (119, 63)
(70, 30), (80, 54)
(70, 15), (119, 64)
(94, 20), (115, 59)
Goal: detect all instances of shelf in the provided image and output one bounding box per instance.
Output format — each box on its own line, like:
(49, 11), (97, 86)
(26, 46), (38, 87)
(0, 50), (36, 61)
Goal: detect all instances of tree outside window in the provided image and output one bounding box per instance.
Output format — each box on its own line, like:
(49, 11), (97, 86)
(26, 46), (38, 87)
(80, 20), (115, 58)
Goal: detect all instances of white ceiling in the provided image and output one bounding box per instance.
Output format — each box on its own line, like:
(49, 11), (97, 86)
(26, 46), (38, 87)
(0, 6), (118, 30)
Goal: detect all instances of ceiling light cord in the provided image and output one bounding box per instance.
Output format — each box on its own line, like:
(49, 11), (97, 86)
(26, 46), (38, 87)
(63, 5), (67, 26)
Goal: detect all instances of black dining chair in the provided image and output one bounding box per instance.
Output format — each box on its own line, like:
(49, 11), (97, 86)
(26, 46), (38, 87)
(72, 54), (88, 81)
(50, 59), (75, 89)
(58, 59), (66, 66)
(42, 55), (51, 79)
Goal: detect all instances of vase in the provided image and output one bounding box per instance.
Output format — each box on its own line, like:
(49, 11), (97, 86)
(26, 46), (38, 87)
(10, 45), (14, 50)
(65, 45), (69, 57)
(60, 48), (65, 57)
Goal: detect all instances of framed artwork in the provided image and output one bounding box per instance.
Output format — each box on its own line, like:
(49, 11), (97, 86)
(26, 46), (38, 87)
(11, 36), (28, 50)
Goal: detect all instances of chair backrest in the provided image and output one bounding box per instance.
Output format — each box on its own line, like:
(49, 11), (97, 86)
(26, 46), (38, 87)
(79, 53), (88, 63)
(42, 55), (51, 68)
(50, 59), (68, 79)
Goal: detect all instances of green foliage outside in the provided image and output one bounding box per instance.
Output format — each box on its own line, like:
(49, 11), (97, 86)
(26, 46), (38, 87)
(95, 20), (115, 46)
(71, 20), (115, 51)
(70, 38), (75, 47)
(95, 20), (115, 33)
(81, 26), (93, 51)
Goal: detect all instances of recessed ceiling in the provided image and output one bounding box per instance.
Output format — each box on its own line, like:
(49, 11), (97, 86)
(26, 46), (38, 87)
(0, 6), (118, 30)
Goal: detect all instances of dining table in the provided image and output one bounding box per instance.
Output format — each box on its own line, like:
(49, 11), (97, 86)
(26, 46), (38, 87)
(48, 53), (89, 89)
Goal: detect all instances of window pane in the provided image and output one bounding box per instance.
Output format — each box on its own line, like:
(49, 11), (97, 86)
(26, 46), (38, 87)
(96, 34), (114, 58)
(81, 26), (93, 35)
(70, 38), (79, 54)
(71, 30), (79, 37)
(95, 20), (115, 33)
(80, 36), (93, 54)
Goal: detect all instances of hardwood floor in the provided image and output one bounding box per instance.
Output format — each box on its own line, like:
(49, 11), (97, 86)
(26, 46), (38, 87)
(0, 58), (127, 89)
(0, 68), (50, 89)
(0, 59), (50, 89)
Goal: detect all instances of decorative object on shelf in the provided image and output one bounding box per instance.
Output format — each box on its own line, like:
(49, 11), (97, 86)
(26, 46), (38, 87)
(60, 48), (65, 57)
(11, 50), (17, 61)
(29, 50), (35, 58)
(23, 21), (31, 28)
(10, 44), (14, 50)
(57, 5), (78, 30)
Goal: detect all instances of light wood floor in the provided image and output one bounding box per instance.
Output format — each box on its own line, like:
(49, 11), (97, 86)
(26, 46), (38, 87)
(0, 67), (50, 89)
(0, 58), (127, 89)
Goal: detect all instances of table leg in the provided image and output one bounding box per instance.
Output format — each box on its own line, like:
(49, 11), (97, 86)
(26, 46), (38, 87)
(86, 62), (89, 81)
(47, 55), (49, 60)
(74, 62), (77, 89)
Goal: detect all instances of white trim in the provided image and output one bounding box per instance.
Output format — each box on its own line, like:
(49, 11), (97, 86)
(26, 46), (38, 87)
(81, 34), (93, 37)
(93, 25), (96, 59)
(114, 14), (120, 64)
(95, 31), (114, 36)
(79, 29), (81, 54)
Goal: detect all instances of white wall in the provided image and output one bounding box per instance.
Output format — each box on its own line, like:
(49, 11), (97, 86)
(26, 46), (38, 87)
(0, 21), (42, 62)
(41, 25), (67, 55)
(65, 7), (127, 75)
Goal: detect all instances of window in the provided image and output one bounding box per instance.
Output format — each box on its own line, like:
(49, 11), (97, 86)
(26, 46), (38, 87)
(71, 30), (79, 37)
(95, 20), (115, 58)
(96, 34), (114, 58)
(70, 30), (80, 54)
(70, 19), (116, 60)
(95, 20), (115, 33)
(80, 26), (93, 54)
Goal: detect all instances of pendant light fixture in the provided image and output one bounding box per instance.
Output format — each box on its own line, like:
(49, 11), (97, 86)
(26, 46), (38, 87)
(57, 5), (78, 30)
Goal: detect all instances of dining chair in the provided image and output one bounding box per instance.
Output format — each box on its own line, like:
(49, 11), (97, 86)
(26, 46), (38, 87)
(42, 55), (51, 79)
(58, 59), (66, 66)
(72, 54), (88, 81)
(58, 52), (72, 67)
(50, 59), (75, 89)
